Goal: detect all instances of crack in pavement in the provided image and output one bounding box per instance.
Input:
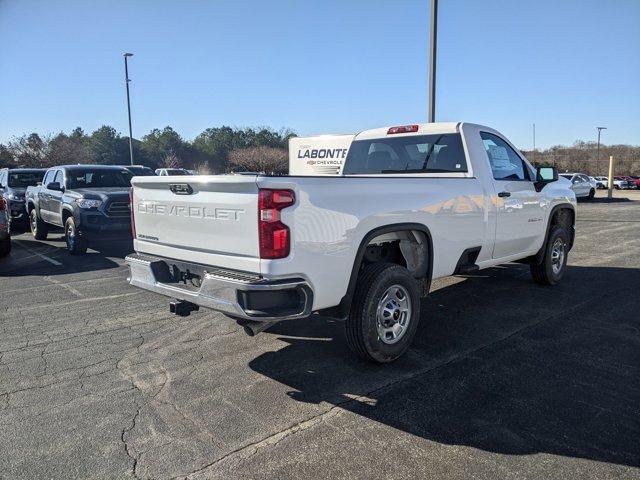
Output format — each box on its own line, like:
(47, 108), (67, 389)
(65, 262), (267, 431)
(121, 407), (142, 480)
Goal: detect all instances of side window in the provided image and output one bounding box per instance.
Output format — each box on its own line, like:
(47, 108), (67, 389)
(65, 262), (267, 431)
(42, 170), (53, 186)
(53, 170), (63, 186)
(480, 132), (530, 181)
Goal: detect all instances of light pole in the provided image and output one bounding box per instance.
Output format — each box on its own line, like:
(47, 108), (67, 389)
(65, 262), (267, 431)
(533, 123), (536, 163)
(596, 126), (606, 176)
(123, 53), (134, 166)
(428, 0), (438, 122)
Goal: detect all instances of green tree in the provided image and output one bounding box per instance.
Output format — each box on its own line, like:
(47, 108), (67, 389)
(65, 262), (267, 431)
(140, 126), (194, 168)
(192, 126), (296, 173)
(48, 127), (89, 165)
(87, 126), (129, 165)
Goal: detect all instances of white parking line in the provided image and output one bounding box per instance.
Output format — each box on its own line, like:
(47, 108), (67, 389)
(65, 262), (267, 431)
(14, 240), (63, 266)
(44, 275), (83, 297)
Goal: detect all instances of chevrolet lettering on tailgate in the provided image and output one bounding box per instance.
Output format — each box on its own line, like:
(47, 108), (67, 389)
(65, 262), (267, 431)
(137, 202), (245, 221)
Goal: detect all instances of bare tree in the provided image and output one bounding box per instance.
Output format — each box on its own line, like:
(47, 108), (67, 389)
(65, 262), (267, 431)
(6, 133), (52, 167)
(192, 161), (212, 175)
(522, 141), (640, 176)
(228, 146), (288, 175)
(162, 151), (182, 169)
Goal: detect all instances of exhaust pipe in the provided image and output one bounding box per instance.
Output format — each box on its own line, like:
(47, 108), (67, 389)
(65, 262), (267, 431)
(237, 319), (279, 336)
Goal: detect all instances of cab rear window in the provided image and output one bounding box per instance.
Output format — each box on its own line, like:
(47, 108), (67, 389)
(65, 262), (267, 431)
(342, 133), (468, 175)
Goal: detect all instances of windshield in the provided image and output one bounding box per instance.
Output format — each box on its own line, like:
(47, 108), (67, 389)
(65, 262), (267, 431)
(66, 169), (133, 189)
(8, 171), (45, 188)
(560, 174), (573, 180)
(343, 133), (468, 175)
(165, 169), (188, 175)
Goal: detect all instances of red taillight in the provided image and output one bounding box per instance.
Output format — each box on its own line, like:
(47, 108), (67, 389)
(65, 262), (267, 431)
(258, 189), (295, 259)
(387, 125), (419, 135)
(129, 187), (136, 239)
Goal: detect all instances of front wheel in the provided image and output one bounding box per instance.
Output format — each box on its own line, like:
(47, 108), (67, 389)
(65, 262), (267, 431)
(530, 226), (568, 286)
(30, 209), (48, 240)
(345, 263), (421, 363)
(65, 217), (87, 255)
(588, 188), (595, 199)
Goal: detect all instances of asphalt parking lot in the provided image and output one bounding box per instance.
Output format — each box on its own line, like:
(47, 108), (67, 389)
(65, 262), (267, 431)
(1, 191), (639, 480)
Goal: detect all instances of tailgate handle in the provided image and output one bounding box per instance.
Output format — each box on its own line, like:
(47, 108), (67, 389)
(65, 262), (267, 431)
(169, 183), (193, 195)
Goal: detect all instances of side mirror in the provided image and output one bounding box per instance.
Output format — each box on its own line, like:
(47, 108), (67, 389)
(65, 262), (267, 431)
(534, 166), (557, 192)
(47, 182), (64, 192)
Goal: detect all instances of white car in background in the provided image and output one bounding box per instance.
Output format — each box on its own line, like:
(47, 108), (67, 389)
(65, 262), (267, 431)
(155, 168), (191, 176)
(559, 173), (596, 200)
(594, 176), (609, 189)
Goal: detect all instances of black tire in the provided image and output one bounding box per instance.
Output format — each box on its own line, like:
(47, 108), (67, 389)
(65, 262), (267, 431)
(30, 209), (48, 240)
(530, 226), (568, 286)
(345, 263), (421, 363)
(0, 237), (10, 257)
(588, 188), (595, 200)
(64, 217), (87, 255)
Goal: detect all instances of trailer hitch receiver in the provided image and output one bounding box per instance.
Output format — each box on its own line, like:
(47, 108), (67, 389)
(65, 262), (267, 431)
(170, 300), (199, 317)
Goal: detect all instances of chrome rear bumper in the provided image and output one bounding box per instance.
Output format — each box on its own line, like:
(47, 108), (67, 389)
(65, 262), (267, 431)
(126, 253), (313, 321)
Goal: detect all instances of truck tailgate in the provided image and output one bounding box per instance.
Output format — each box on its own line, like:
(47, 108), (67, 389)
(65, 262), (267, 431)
(131, 175), (261, 273)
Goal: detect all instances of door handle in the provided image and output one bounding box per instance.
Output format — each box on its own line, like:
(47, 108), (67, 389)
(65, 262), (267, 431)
(498, 191), (511, 198)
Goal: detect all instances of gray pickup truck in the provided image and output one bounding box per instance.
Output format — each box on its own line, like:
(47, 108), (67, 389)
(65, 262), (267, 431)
(26, 165), (133, 254)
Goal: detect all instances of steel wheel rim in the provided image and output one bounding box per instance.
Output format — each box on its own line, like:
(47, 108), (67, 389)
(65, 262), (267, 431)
(551, 238), (565, 275)
(376, 284), (412, 344)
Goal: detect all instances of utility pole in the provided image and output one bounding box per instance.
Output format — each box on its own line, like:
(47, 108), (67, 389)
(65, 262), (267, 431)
(428, 0), (438, 123)
(596, 126), (606, 176)
(124, 53), (135, 166)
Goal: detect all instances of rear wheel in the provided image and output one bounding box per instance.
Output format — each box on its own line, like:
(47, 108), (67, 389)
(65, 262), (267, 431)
(588, 188), (595, 199)
(530, 226), (568, 286)
(345, 263), (421, 363)
(65, 217), (87, 255)
(30, 209), (48, 240)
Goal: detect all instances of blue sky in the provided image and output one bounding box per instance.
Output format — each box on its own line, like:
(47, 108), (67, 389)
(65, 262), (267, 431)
(1, 0), (638, 149)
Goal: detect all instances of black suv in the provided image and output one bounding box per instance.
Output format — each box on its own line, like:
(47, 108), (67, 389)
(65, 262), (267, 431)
(25, 165), (133, 254)
(0, 168), (46, 230)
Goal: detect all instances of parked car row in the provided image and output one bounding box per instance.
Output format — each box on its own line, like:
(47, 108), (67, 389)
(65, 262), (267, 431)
(613, 176), (640, 190)
(558, 172), (640, 198)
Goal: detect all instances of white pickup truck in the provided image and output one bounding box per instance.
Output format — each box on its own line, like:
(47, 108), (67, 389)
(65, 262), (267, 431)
(126, 122), (576, 363)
